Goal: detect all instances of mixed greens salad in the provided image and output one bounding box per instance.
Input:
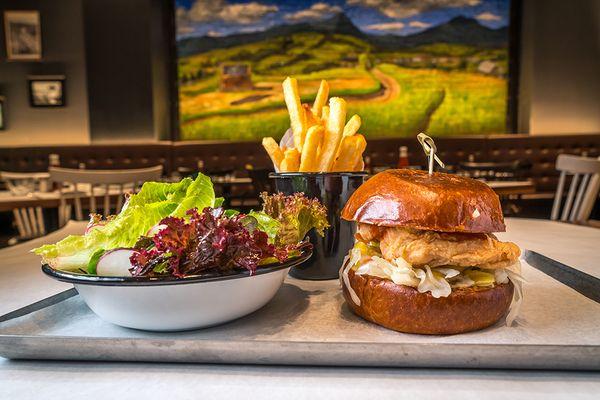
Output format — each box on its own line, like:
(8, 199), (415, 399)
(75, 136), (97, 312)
(33, 174), (328, 277)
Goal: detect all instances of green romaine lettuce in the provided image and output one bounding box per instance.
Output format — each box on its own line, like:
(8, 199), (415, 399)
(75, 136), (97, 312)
(33, 174), (216, 271)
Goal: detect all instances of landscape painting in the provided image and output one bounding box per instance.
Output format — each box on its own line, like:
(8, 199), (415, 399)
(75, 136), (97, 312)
(176, 0), (512, 141)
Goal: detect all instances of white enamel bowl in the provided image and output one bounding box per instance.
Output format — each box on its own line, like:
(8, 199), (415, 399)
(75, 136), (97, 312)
(41, 250), (310, 331)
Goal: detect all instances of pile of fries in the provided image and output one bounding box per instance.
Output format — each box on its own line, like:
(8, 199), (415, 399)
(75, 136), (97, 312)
(262, 78), (366, 173)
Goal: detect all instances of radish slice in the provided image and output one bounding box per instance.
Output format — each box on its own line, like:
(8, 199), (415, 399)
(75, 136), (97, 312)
(96, 249), (135, 276)
(146, 224), (167, 237)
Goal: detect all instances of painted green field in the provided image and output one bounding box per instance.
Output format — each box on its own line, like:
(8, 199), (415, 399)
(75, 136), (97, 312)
(178, 32), (508, 141)
(348, 64), (507, 137)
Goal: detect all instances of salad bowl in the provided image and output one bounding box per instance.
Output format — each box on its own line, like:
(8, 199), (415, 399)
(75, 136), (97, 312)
(42, 249), (311, 331)
(33, 173), (328, 332)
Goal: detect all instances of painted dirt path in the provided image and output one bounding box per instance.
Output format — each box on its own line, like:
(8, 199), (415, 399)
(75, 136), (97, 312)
(181, 68), (401, 126)
(345, 67), (401, 103)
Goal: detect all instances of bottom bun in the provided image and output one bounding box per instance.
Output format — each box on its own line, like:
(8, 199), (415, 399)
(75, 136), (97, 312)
(342, 269), (514, 335)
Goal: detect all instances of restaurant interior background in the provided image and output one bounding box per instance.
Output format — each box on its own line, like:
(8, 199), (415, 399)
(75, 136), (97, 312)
(0, 0), (598, 245)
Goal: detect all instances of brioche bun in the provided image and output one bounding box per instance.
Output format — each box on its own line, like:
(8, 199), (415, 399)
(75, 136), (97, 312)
(341, 169), (505, 233)
(342, 269), (513, 335)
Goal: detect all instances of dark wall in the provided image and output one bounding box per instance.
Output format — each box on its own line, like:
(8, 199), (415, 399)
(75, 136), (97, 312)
(0, 0), (90, 145)
(519, 0), (600, 134)
(150, 0), (177, 141)
(0, 0), (171, 145)
(1, 0), (598, 145)
(83, 0), (172, 141)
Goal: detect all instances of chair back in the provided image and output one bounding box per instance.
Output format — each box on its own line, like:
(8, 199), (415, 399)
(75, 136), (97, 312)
(551, 155), (600, 223)
(0, 171), (51, 240)
(0, 171), (50, 194)
(49, 165), (163, 225)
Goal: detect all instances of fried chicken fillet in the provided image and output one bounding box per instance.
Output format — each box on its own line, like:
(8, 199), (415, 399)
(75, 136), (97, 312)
(356, 223), (520, 270)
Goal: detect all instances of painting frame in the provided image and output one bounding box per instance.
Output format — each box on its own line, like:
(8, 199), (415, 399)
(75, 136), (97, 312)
(0, 96), (5, 130)
(3, 10), (42, 61)
(28, 76), (66, 108)
(168, 0), (523, 141)
(506, 0), (522, 133)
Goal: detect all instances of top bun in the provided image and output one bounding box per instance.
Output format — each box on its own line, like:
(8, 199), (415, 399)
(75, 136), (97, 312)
(341, 169), (506, 233)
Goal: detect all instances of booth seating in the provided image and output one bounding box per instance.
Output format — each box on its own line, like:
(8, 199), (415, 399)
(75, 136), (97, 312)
(0, 142), (173, 174)
(0, 134), (598, 199)
(365, 134), (600, 195)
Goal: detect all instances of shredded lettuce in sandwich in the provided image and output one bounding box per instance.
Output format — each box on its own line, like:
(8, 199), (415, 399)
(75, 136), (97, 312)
(340, 240), (525, 326)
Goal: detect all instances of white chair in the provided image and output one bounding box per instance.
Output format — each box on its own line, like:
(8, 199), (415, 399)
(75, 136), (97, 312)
(551, 155), (600, 224)
(0, 171), (51, 241)
(49, 166), (163, 226)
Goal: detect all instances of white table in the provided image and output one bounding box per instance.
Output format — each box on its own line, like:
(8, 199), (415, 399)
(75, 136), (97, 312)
(0, 186), (135, 212)
(1, 218), (599, 399)
(0, 190), (61, 212)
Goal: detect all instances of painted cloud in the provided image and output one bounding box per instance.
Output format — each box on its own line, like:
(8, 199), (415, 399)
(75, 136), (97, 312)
(408, 20), (432, 28)
(182, 0), (278, 25)
(285, 2), (343, 22)
(346, 0), (481, 19)
(475, 12), (501, 21)
(365, 21), (405, 31)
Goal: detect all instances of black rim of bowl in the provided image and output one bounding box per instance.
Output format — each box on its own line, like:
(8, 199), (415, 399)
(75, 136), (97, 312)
(269, 172), (368, 178)
(41, 248), (312, 287)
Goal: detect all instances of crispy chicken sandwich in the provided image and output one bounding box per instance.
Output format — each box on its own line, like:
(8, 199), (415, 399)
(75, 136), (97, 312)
(340, 169), (523, 335)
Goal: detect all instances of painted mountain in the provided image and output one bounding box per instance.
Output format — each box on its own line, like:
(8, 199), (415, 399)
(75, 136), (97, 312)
(179, 14), (507, 56)
(176, 0), (512, 141)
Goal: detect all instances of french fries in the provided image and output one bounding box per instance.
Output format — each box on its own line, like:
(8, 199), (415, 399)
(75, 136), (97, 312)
(312, 80), (329, 118)
(303, 104), (320, 128)
(343, 115), (361, 137)
(282, 77), (307, 152)
(331, 135), (366, 172)
(262, 137), (284, 170)
(280, 148), (300, 172)
(355, 157), (365, 171)
(299, 125), (324, 172)
(354, 134), (367, 168)
(263, 78), (367, 173)
(321, 105), (330, 127)
(318, 97), (346, 172)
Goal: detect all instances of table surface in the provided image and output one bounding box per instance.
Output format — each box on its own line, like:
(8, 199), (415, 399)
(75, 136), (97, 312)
(1, 218), (599, 399)
(0, 189), (60, 202)
(0, 179), (253, 211)
(211, 176), (252, 184)
(0, 186), (132, 212)
(485, 180), (534, 188)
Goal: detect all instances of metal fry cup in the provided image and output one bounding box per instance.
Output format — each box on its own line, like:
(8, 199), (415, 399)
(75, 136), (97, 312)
(269, 171), (367, 280)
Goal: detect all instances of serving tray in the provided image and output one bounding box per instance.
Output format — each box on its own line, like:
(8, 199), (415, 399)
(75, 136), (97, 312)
(1, 259), (599, 370)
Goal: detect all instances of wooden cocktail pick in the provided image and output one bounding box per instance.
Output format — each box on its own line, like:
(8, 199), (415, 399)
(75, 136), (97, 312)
(417, 133), (445, 175)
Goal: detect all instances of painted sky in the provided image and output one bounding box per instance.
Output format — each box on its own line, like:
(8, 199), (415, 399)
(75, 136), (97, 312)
(176, 0), (510, 39)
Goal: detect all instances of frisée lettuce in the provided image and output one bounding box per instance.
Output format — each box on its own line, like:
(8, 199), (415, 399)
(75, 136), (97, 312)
(260, 192), (329, 246)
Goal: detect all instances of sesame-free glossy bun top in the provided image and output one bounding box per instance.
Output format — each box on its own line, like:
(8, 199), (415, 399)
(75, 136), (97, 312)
(341, 169), (506, 233)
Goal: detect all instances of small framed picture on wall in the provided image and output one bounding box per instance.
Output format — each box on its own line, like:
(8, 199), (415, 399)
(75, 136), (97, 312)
(3, 11), (42, 61)
(0, 96), (5, 130)
(28, 76), (66, 107)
